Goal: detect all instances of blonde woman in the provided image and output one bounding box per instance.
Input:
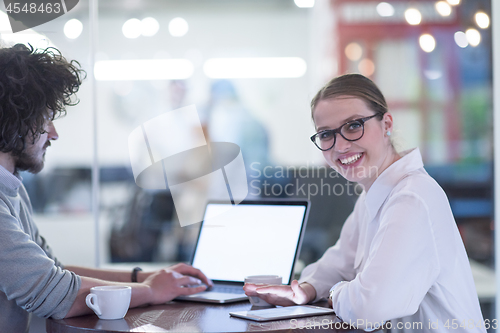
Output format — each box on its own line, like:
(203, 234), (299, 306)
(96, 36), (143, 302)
(244, 74), (486, 332)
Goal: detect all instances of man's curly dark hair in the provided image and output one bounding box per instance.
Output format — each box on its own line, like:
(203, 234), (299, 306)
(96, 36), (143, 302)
(0, 43), (86, 156)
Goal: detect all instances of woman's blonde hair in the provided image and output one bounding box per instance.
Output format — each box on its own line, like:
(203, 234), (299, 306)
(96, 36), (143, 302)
(311, 74), (388, 120)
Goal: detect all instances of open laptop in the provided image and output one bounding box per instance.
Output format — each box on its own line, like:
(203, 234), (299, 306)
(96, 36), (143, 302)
(176, 199), (310, 303)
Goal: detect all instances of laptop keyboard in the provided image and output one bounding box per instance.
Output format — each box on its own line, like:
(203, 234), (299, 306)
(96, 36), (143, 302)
(212, 285), (245, 294)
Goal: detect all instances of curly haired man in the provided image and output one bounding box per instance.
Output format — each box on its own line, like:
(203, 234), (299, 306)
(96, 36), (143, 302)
(0, 44), (212, 332)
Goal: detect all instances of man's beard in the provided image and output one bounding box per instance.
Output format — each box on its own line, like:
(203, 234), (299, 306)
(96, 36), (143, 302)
(15, 145), (47, 174)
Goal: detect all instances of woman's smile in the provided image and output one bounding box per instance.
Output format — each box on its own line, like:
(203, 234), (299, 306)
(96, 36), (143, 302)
(337, 152), (365, 169)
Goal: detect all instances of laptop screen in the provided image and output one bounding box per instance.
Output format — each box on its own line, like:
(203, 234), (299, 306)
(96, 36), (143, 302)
(191, 201), (308, 285)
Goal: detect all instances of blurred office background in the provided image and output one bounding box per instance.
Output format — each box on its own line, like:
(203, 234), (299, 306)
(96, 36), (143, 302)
(0, 0), (495, 330)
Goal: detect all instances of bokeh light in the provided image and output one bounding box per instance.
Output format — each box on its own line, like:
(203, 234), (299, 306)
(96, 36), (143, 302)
(345, 42), (363, 61)
(358, 58), (375, 77)
(435, 1), (452, 17)
(122, 18), (142, 39)
(454, 31), (468, 48)
(64, 19), (83, 39)
(475, 12), (490, 29)
(376, 2), (395, 17)
(405, 8), (422, 25)
(141, 17), (160, 37)
(419, 34), (436, 53)
(169, 17), (189, 37)
(465, 28), (481, 47)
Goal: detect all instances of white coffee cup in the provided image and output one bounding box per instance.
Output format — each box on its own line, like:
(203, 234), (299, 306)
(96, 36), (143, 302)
(244, 275), (282, 307)
(85, 286), (132, 320)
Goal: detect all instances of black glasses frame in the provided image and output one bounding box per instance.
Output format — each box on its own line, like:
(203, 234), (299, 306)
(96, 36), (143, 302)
(310, 114), (379, 151)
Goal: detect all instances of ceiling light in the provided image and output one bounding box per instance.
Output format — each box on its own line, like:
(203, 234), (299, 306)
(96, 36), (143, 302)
(475, 12), (490, 29)
(419, 34), (436, 53)
(465, 28), (481, 47)
(435, 1), (452, 17)
(63, 19), (83, 39)
(169, 17), (188, 37)
(141, 17), (160, 37)
(376, 2), (395, 17)
(94, 59), (194, 81)
(203, 57), (307, 79)
(405, 8), (422, 25)
(122, 18), (142, 39)
(446, 0), (460, 5)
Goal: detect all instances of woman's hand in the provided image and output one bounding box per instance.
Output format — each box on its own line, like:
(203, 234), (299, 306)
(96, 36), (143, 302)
(142, 269), (208, 304)
(243, 280), (315, 306)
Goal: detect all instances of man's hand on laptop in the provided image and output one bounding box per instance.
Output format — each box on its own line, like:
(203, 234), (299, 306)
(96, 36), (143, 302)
(164, 263), (213, 288)
(139, 263), (214, 304)
(136, 263), (213, 287)
(243, 280), (315, 306)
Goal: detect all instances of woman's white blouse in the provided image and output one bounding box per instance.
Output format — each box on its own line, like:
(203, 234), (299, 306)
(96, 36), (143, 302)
(299, 148), (486, 332)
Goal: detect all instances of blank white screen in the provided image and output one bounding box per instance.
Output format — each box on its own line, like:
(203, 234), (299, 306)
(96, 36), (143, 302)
(192, 203), (306, 284)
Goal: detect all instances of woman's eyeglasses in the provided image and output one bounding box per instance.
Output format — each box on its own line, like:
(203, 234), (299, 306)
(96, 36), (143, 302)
(310, 114), (379, 151)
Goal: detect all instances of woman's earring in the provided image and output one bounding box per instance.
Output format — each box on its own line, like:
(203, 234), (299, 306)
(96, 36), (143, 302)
(386, 131), (391, 136)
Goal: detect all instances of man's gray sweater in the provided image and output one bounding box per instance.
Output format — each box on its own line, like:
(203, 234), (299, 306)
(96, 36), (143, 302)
(0, 167), (81, 333)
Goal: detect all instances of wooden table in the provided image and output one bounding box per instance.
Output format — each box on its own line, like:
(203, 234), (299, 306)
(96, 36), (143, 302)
(47, 300), (367, 332)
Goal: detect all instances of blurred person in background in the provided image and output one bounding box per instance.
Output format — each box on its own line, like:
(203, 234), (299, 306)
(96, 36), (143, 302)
(244, 74), (485, 332)
(0, 43), (212, 333)
(205, 79), (270, 169)
(204, 80), (270, 201)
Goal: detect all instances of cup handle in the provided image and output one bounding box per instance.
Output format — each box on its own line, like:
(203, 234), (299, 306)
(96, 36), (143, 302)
(85, 293), (102, 316)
